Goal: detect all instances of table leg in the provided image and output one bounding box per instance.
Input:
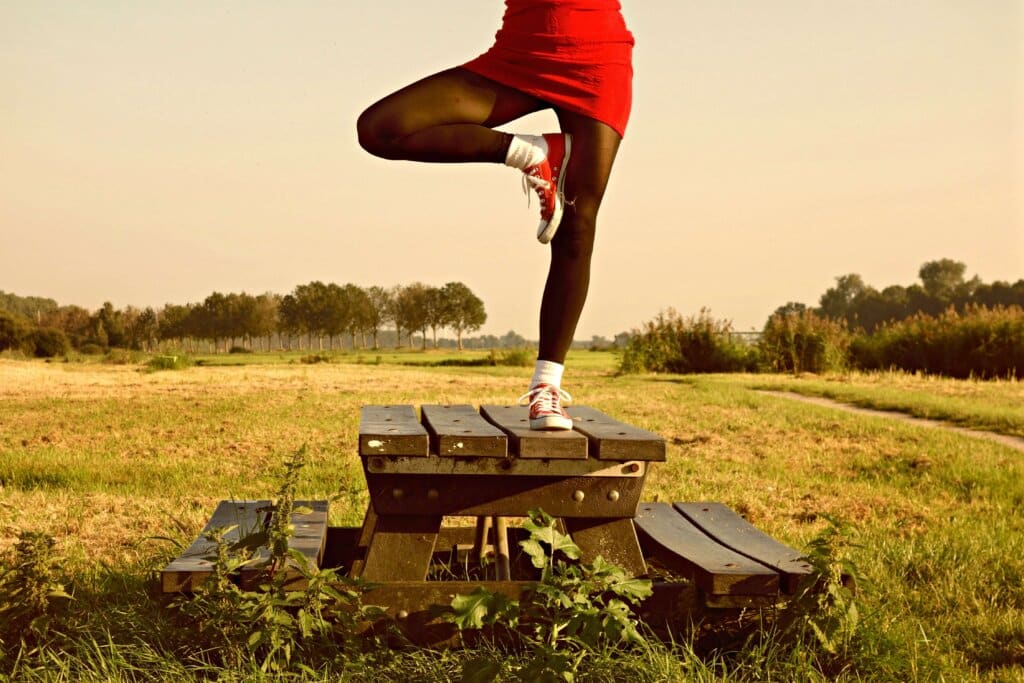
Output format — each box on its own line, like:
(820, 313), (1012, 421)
(360, 515), (442, 581)
(564, 517), (647, 577)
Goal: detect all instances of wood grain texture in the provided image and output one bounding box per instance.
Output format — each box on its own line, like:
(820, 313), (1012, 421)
(565, 517), (647, 577)
(359, 405), (429, 457)
(421, 404), (507, 457)
(359, 514), (442, 581)
(479, 404), (588, 459)
(634, 502), (779, 596)
(161, 499), (328, 593)
(567, 406), (666, 461)
(675, 502), (813, 593)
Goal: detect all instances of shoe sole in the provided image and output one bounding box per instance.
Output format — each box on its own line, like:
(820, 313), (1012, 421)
(537, 134), (572, 244)
(529, 414), (574, 430)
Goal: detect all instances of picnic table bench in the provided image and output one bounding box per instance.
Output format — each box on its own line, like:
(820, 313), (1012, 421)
(163, 403), (813, 639)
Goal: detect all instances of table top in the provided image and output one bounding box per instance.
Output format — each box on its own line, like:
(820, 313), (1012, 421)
(358, 404), (666, 462)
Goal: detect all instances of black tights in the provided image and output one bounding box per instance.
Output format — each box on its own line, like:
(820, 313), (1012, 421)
(357, 68), (621, 364)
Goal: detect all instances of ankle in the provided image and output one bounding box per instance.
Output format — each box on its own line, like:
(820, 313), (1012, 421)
(530, 360), (564, 389)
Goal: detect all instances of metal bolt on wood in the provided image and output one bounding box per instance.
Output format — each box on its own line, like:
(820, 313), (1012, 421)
(392, 488), (404, 499)
(573, 490), (585, 502)
(608, 490), (620, 502)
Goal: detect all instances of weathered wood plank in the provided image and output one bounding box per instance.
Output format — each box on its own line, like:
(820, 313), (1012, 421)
(365, 472), (645, 518)
(359, 405), (429, 457)
(360, 515), (442, 581)
(479, 404), (588, 459)
(421, 404), (507, 457)
(567, 406), (666, 461)
(675, 503), (813, 593)
(161, 499), (329, 593)
(565, 517), (647, 577)
(634, 503), (779, 596)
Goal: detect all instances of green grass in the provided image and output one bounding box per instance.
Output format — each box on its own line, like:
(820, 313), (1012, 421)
(1, 359), (1023, 680)
(742, 371), (1024, 438)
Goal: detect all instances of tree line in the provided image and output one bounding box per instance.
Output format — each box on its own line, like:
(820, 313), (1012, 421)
(772, 258), (1024, 333)
(0, 281), (487, 356)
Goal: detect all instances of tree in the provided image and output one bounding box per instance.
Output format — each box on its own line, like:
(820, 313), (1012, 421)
(95, 302), (127, 348)
(818, 274), (868, 322)
(441, 282), (487, 350)
(130, 307), (159, 351)
(252, 293), (279, 351)
(424, 286), (448, 348)
(158, 303), (192, 350)
(391, 283), (430, 349)
(365, 286), (392, 349)
(918, 258), (968, 300)
(278, 294), (302, 350)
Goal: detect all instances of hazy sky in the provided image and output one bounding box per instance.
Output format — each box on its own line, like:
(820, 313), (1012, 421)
(2, 1), (1020, 337)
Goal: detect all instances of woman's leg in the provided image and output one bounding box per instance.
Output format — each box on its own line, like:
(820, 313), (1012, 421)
(537, 112), (622, 364)
(357, 68), (545, 163)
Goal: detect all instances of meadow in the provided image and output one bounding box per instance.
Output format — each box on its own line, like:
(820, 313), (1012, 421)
(1, 351), (1022, 681)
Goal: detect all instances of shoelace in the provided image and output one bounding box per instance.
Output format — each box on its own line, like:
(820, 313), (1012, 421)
(521, 172), (552, 210)
(517, 385), (573, 413)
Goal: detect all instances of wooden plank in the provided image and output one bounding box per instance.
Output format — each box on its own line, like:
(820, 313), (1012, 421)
(360, 514), (442, 581)
(565, 517), (647, 577)
(675, 503), (813, 593)
(567, 406), (666, 461)
(421, 404), (507, 457)
(359, 405), (429, 457)
(162, 500), (269, 592)
(365, 472), (645, 518)
(634, 503), (779, 596)
(161, 499), (329, 593)
(479, 404), (588, 459)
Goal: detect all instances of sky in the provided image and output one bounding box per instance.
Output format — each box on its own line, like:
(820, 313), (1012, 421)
(2, 1), (1021, 338)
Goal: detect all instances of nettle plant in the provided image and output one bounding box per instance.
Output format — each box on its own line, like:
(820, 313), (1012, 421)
(449, 509), (653, 682)
(173, 446), (383, 673)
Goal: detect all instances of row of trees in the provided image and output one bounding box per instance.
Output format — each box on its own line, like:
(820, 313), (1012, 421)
(773, 259), (1024, 333)
(0, 281), (487, 355)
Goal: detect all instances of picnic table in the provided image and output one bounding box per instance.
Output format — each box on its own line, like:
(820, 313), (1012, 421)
(163, 403), (813, 640)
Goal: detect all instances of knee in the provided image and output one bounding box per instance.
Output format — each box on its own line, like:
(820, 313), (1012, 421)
(356, 106), (401, 159)
(552, 207), (597, 259)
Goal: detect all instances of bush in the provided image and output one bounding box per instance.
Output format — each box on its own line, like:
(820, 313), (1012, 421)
(851, 305), (1023, 378)
(760, 310), (850, 374)
(77, 343), (105, 355)
(145, 355), (194, 372)
(0, 310), (30, 352)
(300, 353), (335, 364)
(25, 328), (70, 358)
(102, 349), (142, 365)
(620, 309), (760, 374)
(228, 346), (252, 354)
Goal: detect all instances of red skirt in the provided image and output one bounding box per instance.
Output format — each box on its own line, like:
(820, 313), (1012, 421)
(462, 0), (635, 137)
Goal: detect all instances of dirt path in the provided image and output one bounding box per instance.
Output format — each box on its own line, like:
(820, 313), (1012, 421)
(758, 390), (1024, 453)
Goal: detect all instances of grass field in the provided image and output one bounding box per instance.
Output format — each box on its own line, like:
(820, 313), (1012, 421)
(1, 353), (1022, 681)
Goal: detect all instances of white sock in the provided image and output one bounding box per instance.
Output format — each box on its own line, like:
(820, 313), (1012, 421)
(504, 134), (548, 170)
(530, 360), (564, 389)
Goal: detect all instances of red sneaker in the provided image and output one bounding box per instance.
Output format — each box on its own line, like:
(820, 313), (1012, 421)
(523, 133), (572, 244)
(518, 383), (574, 430)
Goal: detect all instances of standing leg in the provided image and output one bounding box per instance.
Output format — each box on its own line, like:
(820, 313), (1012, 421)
(538, 112), (622, 363)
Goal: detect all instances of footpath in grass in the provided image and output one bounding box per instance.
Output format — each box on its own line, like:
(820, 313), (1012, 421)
(0, 358), (1022, 680)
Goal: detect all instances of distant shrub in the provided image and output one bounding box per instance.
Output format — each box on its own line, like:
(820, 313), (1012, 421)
(145, 355), (194, 372)
(0, 310), (30, 352)
(493, 348), (533, 367)
(25, 328), (70, 358)
(78, 343), (105, 356)
(228, 346), (252, 354)
(102, 349), (142, 365)
(760, 310), (850, 374)
(851, 305), (1023, 378)
(620, 308), (760, 374)
(300, 353), (335, 364)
